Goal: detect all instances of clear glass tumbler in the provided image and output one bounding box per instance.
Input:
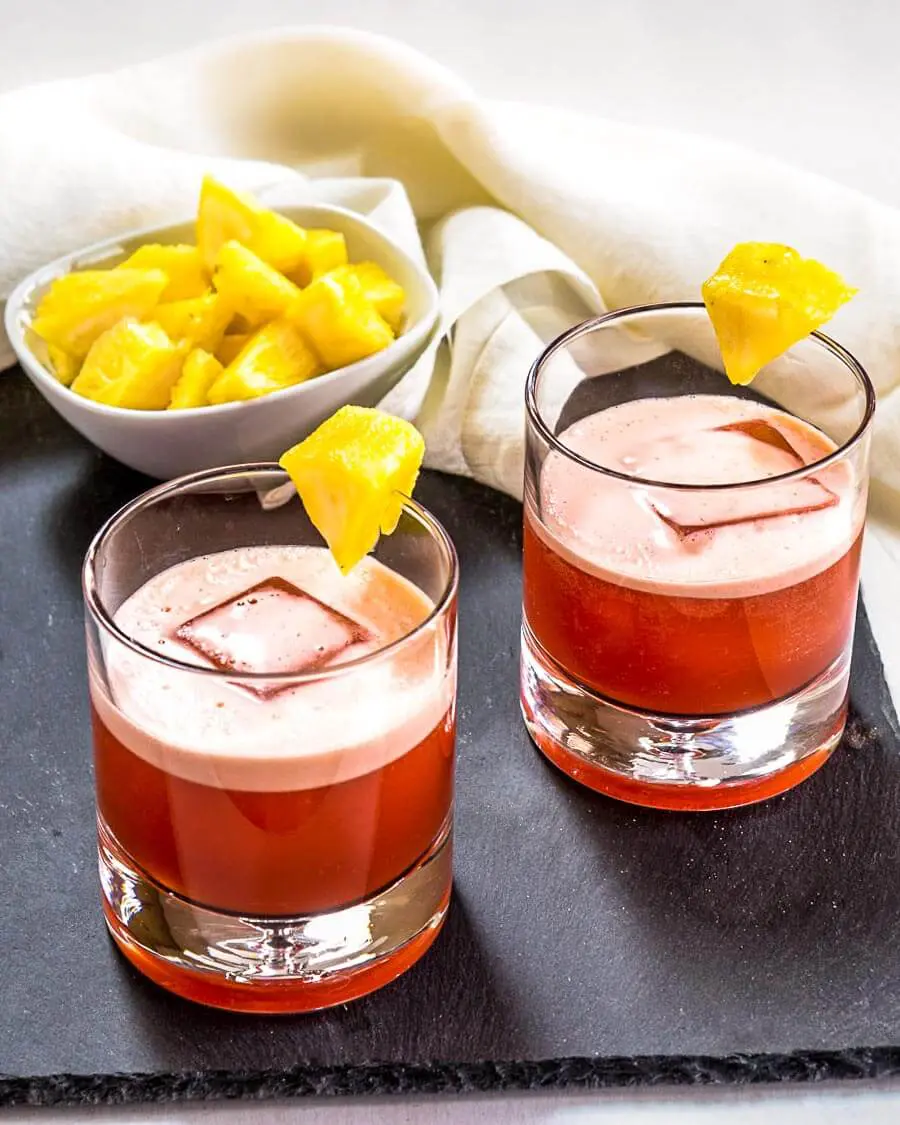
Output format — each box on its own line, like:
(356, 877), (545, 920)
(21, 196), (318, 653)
(521, 303), (874, 811)
(84, 465), (458, 1012)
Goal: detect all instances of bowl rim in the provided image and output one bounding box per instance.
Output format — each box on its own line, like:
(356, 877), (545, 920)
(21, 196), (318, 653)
(5, 201), (441, 420)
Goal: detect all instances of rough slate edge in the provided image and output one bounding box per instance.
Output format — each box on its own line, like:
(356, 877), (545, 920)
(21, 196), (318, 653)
(5, 1048), (900, 1108)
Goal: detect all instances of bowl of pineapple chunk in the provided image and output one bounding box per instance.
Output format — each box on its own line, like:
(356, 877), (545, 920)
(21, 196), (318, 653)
(5, 177), (440, 479)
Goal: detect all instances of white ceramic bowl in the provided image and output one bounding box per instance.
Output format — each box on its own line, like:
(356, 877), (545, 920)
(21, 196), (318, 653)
(5, 205), (440, 480)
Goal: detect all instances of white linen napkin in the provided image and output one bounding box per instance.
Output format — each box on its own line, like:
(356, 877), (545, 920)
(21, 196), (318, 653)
(1, 26), (898, 703)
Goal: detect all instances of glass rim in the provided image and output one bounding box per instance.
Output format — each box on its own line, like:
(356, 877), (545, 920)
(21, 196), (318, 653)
(82, 463), (459, 684)
(525, 301), (877, 493)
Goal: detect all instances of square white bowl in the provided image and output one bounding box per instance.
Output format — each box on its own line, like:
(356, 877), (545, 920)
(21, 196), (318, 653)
(5, 204), (440, 480)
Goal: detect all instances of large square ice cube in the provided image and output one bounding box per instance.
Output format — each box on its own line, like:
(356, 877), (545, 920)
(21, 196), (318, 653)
(651, 419), (837, 538)
(175, 577), (372, 691)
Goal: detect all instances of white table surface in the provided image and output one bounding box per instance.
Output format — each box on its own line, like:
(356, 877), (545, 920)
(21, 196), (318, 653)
(3, 0), (899, 1120)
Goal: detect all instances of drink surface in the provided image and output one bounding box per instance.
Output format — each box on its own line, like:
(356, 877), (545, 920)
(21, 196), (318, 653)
(92, 544), (451, 792)
(534, 394), (861, 599)
(524, 395), (864, 714)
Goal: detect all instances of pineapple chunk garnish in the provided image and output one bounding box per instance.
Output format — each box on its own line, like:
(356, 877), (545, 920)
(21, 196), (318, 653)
(197, 176), (308, 274)
(168, 348), (224, 410)
(71, 319), (186, 409)
(32, 269), (168, 358)
(207, 319), (322, 405)
(46, 345), (80, 387)
(117, 244), (209, 301)
(291, 228), (349, 285)
(289, 273), (394, 370)
(213, 241), (301, 328)
(327, 262), (405, 332)
(152, 293), (232, 352)
(279, 406), (425, 574)
(702, 243), (857, 385)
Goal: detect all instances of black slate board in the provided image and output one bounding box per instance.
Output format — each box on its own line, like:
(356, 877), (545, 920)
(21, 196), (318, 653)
(2, 367), (900, 1108)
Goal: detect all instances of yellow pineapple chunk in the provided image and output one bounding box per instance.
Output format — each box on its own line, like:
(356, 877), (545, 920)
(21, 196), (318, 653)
(32, 269), (167, 358)
(71, 319), (186, 409)
(152, 293), (232, 352)
(251, 212), (311, 275)
(215, 333), (252, 365)
(117, 244), (208, 301)
(47, 345), (80, 387)
(289, 273), (394, 370)
(168, 348), (223, 410)
(207, 319), (322, 405)
(212, 241), (301, 328)
(197, 176), (307, 274)
(328, 262), (405, 332)
(279, 406), (425, 574)
(291, 229), (348, 286)
(702, 243), (857, 385)
(197, 177), (256, 269)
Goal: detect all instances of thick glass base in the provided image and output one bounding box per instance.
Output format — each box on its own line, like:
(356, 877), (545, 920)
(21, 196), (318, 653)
(99, 818), (452, 1013)
(520, 624), (849, 811)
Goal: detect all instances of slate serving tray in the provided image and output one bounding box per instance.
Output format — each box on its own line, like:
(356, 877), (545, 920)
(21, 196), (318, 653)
(2, 367), (900, 1108)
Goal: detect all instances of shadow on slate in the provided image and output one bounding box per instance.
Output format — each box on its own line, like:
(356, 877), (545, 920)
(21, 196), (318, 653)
(2, 367), (900, 1108)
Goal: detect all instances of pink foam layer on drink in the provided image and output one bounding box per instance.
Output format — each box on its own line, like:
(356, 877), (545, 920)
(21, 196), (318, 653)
(535, 395), (863, 598)
(90, 545), (453, 792)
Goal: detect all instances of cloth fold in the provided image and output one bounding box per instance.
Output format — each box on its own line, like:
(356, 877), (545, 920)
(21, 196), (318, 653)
(2, 26), (898, 698)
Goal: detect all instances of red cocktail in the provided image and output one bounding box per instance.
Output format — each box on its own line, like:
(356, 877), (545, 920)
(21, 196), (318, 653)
(85, 470), (457, 1012)
(521, 306), (874, 810)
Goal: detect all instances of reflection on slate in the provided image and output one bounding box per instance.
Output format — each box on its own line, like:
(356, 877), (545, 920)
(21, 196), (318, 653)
(2, 368), (900, 1107)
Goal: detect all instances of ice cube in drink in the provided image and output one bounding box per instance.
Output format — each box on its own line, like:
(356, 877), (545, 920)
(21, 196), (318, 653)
(175, 575), (373, 695)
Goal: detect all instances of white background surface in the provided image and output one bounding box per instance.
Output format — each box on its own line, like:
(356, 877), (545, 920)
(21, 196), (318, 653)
(3, 0), (900, 1120)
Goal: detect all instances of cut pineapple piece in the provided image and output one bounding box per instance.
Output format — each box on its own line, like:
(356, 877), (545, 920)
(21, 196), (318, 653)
(215, 332), (252, 365)
(279, 406), (425, 574)
(207, 319), (322, 405)
(71, 319), (186, 409)
(32, 269), (168, 358)
(197, 176), (308, 274)
(702, 243), (857, 385)
(197, 177), (256, 269)
(213, 241), (301, 328)
(169, 348), (224, 409)
(327, 262), (405, 332)
(118, 244), (208, 301)
(47, 344), (80, 387)
(251, 212), (311, 275)
(291, 229), (348, 286)
(289, 273), (394, 370)
(152, 293), (232, 352)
